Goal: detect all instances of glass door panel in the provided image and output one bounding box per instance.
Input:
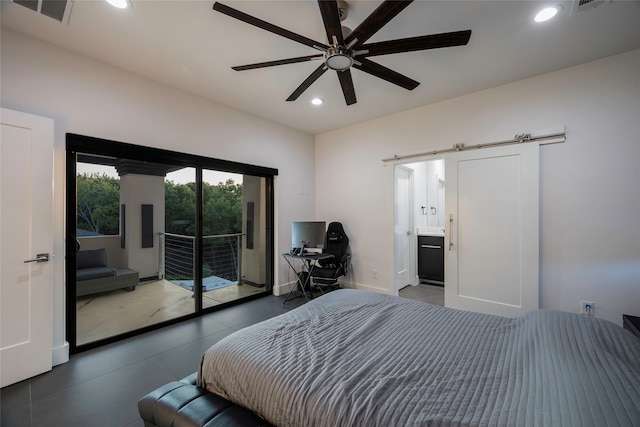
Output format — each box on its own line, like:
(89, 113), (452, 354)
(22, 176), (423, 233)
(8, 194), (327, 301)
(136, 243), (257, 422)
(161, 167), (199, 305)
(75, 156), (196, 345)
(201, 171), (266, 308)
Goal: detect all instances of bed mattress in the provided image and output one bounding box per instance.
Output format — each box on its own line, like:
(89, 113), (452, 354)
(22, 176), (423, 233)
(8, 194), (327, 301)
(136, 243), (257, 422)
(198, 289), (640, 426)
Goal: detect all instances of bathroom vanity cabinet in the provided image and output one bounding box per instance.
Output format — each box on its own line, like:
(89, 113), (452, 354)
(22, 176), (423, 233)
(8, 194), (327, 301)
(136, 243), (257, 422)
(418, 235), (444, 285)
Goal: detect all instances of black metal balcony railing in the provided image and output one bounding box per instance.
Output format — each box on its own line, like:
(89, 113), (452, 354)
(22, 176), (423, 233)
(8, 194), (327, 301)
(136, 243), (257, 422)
(159, 232), (242, 285)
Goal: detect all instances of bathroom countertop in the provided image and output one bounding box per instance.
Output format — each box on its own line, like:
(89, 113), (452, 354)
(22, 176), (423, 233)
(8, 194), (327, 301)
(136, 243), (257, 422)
(416, 227), (445, 237)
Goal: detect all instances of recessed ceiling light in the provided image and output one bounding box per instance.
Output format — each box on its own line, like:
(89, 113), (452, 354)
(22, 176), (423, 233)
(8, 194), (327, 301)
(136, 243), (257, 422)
(106, 0), (129, 9)
(534, 5), (561, 22)
(311, 97), (324, 106)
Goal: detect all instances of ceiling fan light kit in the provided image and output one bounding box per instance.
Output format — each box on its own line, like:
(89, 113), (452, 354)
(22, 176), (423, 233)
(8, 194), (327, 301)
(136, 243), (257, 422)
(325, 46), (355, 71)
(212, 0), (471, 106)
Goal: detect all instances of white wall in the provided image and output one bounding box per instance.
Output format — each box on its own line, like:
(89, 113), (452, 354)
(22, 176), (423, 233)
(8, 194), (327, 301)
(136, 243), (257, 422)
(1, 28), (316, 362)
(316, 48), (640, 326)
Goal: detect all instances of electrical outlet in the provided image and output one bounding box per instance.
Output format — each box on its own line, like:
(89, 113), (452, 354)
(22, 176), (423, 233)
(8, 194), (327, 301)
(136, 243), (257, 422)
(581, 300), (594, 316)
(372, 269), (378, 280)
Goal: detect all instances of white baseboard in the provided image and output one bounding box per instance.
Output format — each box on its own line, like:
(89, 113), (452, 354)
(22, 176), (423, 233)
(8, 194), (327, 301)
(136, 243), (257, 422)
(52, 341), (69, 366)
(341, 282), (396, 296)
(274, 280), (395, 297)
(273, 281), (295, 296)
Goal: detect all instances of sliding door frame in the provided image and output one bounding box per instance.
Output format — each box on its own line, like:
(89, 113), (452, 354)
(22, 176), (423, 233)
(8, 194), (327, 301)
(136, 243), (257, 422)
(65, 133), (277, 354)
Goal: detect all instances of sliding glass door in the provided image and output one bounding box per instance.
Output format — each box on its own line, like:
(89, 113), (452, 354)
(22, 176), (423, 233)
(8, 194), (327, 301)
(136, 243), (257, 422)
(200, 170), (267, 308)
(66, 134), (276, 352)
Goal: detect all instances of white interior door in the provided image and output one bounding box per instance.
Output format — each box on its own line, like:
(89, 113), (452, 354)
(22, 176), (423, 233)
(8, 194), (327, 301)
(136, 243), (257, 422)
(1, 108), (54, 387)
(444, 143), (539, 317)
(394, 165), (413, 292)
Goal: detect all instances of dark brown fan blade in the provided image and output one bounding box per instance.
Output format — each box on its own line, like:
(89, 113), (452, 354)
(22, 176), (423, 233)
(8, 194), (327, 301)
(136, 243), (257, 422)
(344, 0), (413, 48)
(337, 70), (357, 105)
(213, 2), (328, 51)
(232, 55), (324, 71)
(318, 0), (344, 45)
(353, 58), (419, 91)
(287, 64), (328, 101)
(361, 30), (472, 57)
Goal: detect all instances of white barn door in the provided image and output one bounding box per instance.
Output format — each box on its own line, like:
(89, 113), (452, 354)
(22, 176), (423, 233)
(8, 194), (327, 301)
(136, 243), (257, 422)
(444, 143), (539, 317)
(1, 108), (54, 387)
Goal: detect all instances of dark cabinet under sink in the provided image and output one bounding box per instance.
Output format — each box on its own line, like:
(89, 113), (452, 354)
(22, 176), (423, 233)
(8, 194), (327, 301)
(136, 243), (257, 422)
(418, 235), (444, 285)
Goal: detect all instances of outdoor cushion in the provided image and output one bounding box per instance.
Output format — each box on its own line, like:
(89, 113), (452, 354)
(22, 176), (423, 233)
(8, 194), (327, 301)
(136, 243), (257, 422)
(77, 266), (114, 281)
(77, 248), (108, 269)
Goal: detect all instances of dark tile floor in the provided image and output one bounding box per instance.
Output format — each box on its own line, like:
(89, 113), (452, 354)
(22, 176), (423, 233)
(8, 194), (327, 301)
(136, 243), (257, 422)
(0, 287), (437, 427)
(0, 294), (306, 427)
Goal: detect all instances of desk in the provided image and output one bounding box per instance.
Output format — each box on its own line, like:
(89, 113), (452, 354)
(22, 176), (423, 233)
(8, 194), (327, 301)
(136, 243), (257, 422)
(282, 252), (332, 303)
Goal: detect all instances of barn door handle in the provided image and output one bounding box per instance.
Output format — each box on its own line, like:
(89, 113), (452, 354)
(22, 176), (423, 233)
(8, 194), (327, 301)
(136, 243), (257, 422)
(448, 214), (454, 251)
(24, 253), (49, 263)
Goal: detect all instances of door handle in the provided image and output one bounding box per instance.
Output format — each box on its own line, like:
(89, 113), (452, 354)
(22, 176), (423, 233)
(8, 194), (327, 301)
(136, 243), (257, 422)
(448, 214), (454, 251)
(24, 253), (49, 263)
(421, 245), (442, 249)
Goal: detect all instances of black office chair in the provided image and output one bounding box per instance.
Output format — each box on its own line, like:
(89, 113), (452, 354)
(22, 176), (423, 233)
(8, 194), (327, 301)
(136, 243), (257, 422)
(311, 222), (350, 292)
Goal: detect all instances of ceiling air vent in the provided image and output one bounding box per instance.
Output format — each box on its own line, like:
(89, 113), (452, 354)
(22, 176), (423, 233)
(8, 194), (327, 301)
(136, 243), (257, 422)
(12, 0), (74, 23)
(571, 0), (612, 15)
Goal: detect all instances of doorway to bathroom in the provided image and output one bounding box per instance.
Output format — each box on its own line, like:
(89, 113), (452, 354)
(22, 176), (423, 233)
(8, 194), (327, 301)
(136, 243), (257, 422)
(394, 158), (445, 303)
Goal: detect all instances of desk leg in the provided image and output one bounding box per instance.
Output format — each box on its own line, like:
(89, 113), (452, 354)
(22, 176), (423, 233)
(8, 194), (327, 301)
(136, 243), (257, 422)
(283, 257), (311, 303)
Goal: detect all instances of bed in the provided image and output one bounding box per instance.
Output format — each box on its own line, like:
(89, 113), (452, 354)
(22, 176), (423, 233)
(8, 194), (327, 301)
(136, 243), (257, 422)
(141, 289), (640, 426)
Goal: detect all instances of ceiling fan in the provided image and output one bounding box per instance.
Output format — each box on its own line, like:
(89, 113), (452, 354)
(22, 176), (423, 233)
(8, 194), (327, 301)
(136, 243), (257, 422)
(212, 0), (472, 106)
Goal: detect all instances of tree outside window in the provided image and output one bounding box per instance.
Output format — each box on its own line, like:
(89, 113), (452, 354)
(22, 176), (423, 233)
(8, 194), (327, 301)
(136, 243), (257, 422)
(77, 172), (243, 237)
(76, 172), (120, 236)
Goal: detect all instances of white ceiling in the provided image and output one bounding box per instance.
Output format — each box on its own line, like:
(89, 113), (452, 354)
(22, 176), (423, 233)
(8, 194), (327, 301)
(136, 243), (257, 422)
(2, 0), (640, 135)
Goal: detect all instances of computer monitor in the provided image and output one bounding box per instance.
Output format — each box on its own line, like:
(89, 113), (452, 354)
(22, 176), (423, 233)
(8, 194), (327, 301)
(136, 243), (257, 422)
(291, 221), (326, 250)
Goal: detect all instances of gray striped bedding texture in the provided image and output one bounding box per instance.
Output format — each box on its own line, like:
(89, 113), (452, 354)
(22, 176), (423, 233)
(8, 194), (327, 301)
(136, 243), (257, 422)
(198, 289), (640, 426)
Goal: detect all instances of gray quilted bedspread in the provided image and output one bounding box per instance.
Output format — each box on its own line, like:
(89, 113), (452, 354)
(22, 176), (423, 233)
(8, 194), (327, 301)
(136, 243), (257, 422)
(198, 289), (640, 426)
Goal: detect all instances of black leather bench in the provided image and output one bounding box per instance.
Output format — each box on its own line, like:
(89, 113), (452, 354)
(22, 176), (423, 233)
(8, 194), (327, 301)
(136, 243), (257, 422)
(138, 373), (272, 427)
